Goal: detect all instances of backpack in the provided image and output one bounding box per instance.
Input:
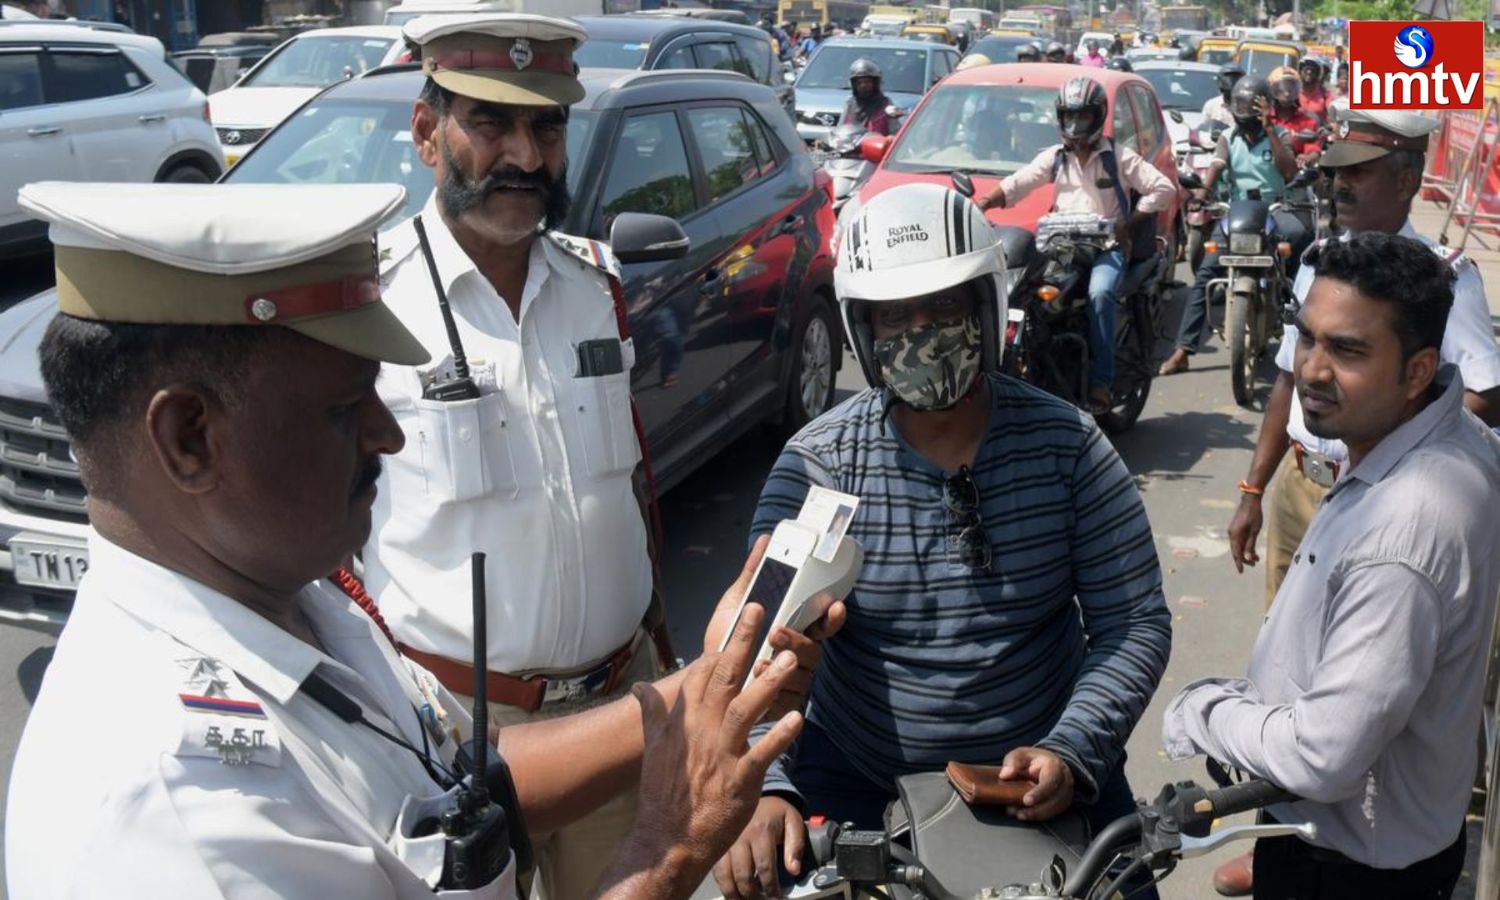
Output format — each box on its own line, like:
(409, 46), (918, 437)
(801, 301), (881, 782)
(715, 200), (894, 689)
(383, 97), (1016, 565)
(1049, 138), (1157, 262)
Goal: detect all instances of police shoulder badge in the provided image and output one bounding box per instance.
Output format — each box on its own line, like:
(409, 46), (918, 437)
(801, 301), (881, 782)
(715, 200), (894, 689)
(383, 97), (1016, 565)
(173, 650), (281, 768)
(510, 37), (534, 71)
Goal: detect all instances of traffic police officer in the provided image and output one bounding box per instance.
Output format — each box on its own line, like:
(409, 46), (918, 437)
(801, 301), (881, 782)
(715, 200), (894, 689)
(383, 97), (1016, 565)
(5, 181), (813, 900)
(367, 16), (672, 898)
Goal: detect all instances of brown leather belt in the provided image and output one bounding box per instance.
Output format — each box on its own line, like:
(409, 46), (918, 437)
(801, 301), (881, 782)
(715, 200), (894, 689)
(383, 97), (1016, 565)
(400, 634), (638, 713)
(1292, 442), (1340, 489)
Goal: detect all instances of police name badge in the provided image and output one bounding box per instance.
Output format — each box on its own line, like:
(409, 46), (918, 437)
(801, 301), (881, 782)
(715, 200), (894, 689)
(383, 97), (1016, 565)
(174, 655), (281, 767)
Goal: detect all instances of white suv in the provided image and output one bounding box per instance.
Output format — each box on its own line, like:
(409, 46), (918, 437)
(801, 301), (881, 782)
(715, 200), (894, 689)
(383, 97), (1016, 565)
(0, 22), (223, 258)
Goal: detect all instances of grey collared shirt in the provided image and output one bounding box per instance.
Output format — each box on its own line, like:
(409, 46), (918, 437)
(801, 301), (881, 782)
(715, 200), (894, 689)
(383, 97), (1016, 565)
(1163, 366), (1500, 868)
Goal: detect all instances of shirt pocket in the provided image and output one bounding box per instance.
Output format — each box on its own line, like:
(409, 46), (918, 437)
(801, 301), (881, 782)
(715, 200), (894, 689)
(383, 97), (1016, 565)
(574, 370), (642, 479)
(411, 391), (519, 503)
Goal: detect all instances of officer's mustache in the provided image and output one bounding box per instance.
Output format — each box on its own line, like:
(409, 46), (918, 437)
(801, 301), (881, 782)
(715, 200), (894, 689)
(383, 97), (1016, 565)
(438, 144), (571, 229)
(352, 457), (382, 499)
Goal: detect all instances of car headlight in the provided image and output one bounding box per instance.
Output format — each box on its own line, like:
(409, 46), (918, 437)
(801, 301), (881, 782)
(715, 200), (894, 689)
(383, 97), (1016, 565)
(1229, 233), (1262, 255)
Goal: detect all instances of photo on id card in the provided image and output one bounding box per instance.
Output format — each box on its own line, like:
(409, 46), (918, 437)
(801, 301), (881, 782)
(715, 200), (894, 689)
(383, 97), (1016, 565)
(800, 485), (860, 563)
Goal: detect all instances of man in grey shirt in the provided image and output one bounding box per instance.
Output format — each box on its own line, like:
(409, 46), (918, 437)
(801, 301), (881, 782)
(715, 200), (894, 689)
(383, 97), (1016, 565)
(1163, 233), (1500, 898)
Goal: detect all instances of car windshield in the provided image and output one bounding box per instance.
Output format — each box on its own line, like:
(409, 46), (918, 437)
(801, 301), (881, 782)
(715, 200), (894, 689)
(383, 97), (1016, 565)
(573, 40), (650, 70)
(226, 97), (595, 222)
(969, 36), (1033, 61)
(800, 46), (928, 94)
(1139, 67), (1218, 109)
(243, 35), (396, 88)
(885, 84), (1057, 177)
(1239, 47), (1296, 80)
(867, 21), (906, 36)
(1198, 47), (1234, 66)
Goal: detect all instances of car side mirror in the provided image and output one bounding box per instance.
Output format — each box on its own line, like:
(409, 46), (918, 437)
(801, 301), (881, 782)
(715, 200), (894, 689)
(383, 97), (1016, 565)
(610, 212), (690, 264)
(860, 133), (892, 163)
(1169, 109), (1184, 124)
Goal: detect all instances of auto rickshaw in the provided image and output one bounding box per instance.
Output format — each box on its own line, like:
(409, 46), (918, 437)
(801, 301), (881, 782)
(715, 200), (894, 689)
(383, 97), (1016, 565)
(1235, 38), (1302, 79)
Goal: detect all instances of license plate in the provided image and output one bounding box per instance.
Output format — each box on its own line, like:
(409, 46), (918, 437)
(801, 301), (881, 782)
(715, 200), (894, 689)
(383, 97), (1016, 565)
(11, 536), (89, 590)
(1221, 256), (1273, 267)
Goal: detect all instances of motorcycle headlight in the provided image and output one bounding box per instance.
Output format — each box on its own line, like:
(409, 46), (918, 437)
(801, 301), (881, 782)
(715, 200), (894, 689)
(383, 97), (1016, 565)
(1229, 233), (1262, 255)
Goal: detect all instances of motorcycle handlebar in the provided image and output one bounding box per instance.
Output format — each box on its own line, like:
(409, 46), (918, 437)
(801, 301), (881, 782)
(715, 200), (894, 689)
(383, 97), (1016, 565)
(1199, 778), (1295, 820)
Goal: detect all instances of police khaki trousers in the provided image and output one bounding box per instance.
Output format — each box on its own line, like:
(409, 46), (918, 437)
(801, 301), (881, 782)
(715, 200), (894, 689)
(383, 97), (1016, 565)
(454, 634), (662, 900)
(1263, 452), (1330, 608)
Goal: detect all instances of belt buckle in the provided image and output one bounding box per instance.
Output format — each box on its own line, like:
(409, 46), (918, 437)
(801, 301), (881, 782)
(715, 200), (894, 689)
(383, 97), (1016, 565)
(540, 662), (612, 707)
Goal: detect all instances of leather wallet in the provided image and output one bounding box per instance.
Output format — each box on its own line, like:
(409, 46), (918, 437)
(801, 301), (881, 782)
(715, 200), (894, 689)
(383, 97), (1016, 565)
(945, 761), (1036, 807)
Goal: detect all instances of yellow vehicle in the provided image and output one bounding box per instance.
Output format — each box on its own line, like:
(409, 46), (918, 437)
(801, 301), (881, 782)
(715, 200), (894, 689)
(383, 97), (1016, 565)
(903, 23), (959, 45)
(777, 0), (868, 29)
(1197, 35), (1238, 66)
(990, 28), (1038, 37)
(1160, 4), (1211, 33)
(1235, 39), (1302, 80)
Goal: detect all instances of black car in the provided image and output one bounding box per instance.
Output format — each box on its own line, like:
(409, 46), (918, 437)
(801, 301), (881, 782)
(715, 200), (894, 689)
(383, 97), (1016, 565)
(0, 64), (841, 622)
(572, 14), (792, 119)
(170, 31), (280, 94)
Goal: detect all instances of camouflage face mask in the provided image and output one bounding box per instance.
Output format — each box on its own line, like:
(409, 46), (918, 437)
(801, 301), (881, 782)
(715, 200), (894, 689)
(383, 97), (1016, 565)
(874, 316), (982, 411)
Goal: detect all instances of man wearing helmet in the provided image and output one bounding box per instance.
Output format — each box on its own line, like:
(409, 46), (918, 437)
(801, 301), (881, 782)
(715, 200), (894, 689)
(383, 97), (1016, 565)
(1161, 75), (1302, 376)
(976, 76), (1175, 413)
(711, 183), (1170, 900)
(1045, 40), (1068, 63)
(1106, 55), (1133, 73)
(840, 58), (893, 135)
(1016, 41), (1042, 63)
(1081, 38), (1106, 67)
(1202, 63), (1246, 127)
(1268, 66), (1321, 163)
(1297, 56), (1332, 125)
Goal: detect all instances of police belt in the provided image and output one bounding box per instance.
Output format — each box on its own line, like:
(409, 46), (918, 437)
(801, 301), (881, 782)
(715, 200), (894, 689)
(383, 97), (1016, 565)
(401, 627), (646, 713)
(1292, 442), (1340, 489)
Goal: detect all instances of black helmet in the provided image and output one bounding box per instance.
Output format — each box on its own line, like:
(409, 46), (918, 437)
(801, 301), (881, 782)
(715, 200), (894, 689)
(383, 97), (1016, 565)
(1107, 55), (1134, 72)
(1056, 76), (1107, 143)
(848, 57), (882, 82)
(1216, 62), (1246, 95)
(1017, 41), (1041, 61)
(1045, 40), (1066, 61)
(1230, 75), (1270, 126)
(1298, 56), (1327, 84)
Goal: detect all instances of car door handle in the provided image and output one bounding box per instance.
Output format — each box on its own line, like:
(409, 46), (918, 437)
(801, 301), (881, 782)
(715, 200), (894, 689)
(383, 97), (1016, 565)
(138, 114), (166, 124)
(772, 214), (804, 237)
(26, 127), (60, 137)
(698, 270), (722, 295)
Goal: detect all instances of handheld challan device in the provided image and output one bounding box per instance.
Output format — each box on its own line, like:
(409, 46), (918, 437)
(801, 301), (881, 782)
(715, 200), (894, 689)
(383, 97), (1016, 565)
(413, 215), (481, 402)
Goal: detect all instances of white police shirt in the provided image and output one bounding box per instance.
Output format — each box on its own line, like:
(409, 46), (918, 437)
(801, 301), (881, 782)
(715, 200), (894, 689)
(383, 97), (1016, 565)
(367, 195), (649, 674)
(1277, 220), (1500, 459)
(5, 534), (515, 900)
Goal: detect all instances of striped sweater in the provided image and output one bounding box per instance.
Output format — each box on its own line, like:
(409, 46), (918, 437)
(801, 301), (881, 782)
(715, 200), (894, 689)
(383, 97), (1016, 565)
(753, 374), (1171, 803)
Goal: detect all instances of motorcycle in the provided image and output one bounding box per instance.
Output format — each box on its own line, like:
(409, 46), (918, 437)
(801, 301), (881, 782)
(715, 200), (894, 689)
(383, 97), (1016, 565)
(995, 212), (1172, 433)
(1206, 168), (1319, 407)
(811, 111), (905, 215)
(1176, 120), (1228, 274)
(691, 761), (1313, 899)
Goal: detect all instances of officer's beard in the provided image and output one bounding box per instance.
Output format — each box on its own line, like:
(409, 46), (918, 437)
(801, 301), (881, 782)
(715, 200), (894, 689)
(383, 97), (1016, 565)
(438, 141), (572, 234)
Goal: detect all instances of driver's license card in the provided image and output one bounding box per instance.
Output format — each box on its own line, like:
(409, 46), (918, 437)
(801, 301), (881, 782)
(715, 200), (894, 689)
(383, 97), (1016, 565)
(799, 486), (860, 563)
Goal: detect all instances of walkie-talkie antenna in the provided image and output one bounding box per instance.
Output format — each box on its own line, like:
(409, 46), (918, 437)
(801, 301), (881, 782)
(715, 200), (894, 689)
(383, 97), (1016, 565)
(469, 551), (490, 805)
(414, 215), (472, 382)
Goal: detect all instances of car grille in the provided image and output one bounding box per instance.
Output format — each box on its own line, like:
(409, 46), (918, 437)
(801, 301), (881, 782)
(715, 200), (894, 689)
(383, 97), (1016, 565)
(216, 127), (269, 146)
(0, 398), (87, 524)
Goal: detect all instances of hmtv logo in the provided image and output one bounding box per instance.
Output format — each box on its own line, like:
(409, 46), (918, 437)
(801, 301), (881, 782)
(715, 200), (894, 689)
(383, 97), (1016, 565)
(1349, 20), (1484, 110)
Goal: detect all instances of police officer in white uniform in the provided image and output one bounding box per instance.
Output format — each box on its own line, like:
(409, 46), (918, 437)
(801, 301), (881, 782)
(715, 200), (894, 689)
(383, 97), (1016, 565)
(5, 181), (815, 900)
(367, 16), (674, 897)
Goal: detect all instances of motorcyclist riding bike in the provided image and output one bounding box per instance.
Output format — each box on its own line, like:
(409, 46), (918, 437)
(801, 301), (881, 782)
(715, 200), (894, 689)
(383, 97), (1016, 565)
(1045, 40), (1068, 63)
(840, 58), (894, 135)
(978, 76), (1175, 413)
(1106, 55), (1133, 73)
(1016, 41), (1042, 63)
(1296, 55), (1332, 125)
(1160, 75), (1305, 376)
(1269, 65), (1322, 165)
(1201, 62), (1245, 127)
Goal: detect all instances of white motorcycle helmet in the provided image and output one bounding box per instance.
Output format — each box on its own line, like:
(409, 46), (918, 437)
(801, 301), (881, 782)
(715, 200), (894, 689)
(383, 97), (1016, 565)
(835, 182), (1009, 389)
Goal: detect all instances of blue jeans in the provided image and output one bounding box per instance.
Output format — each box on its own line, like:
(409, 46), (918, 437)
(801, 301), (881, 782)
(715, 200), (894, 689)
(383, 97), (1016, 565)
(791, 721), (1160, 900)
(1087, 248), (1127, 391)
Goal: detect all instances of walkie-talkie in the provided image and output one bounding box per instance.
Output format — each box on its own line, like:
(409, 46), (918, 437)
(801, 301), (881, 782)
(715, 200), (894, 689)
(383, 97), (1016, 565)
(413, 215), (481, 402)
(439, 552), (510, 889)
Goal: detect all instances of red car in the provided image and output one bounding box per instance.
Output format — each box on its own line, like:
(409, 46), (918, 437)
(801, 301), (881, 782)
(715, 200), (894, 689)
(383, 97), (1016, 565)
(855, 64), (1182, 253)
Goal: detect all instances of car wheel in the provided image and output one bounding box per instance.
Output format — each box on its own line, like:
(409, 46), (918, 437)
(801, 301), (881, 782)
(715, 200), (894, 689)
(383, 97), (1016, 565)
(780, 298), (838, 436)
(161, 164), (212, 184)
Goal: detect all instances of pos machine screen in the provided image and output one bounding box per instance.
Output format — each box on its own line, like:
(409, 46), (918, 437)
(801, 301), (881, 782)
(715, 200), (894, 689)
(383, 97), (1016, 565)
(747, 558), (799, 610)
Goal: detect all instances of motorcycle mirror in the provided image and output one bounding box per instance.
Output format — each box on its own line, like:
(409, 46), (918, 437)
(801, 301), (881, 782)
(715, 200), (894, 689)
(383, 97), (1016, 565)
(951, 172), (975, 198)
(1169, 109), (1184, 124)
(885, 104), (906, 118)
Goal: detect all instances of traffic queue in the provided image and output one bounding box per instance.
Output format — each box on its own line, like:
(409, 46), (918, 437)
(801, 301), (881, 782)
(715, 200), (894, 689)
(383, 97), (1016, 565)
(1, 5), (1500, 900)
